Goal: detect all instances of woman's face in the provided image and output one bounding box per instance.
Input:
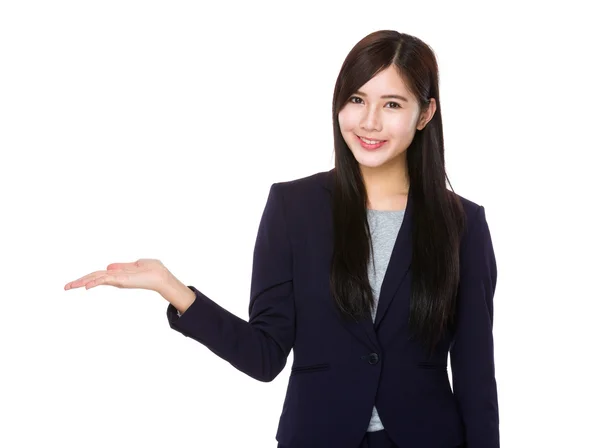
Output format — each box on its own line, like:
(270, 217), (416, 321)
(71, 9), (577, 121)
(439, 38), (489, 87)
(338, 65), (436, 171)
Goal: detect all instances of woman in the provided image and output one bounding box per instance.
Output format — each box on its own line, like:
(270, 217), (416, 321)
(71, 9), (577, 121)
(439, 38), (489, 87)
(65, 30), (499, 448)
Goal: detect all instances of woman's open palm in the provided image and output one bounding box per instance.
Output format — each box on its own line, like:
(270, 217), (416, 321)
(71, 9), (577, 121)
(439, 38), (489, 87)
(64, 258), (171, 293)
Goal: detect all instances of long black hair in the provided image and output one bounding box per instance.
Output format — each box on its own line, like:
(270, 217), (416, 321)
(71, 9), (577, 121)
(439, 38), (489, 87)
(330, 30), (466, 355)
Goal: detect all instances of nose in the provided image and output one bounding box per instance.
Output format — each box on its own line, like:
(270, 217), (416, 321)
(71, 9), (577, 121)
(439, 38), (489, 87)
(359, 106), (382, 133)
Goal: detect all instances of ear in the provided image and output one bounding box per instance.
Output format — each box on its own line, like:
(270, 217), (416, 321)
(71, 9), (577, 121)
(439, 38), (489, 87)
(417, 98), (437, 130)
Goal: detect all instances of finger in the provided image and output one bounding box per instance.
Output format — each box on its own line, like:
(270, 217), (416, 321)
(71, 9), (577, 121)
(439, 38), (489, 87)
(65, 270), (109, 290)
(85, 275), (110, 289)
(85, 275), (123, 289)
(86, 273), (128, 289)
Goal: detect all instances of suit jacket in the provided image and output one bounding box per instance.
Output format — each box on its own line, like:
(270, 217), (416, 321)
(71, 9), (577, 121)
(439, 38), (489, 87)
(166, 168), (499, 448)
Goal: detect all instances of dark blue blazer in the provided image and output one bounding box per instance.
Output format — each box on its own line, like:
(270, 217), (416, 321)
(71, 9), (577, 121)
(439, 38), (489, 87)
(167, 168), (499, 448)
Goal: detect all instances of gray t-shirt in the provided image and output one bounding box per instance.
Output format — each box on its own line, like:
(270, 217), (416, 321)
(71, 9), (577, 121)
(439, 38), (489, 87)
(365, 208), (405, 431)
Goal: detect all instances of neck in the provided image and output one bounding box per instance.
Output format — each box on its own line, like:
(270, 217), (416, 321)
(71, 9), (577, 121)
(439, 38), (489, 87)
(360, 160), (409, 210)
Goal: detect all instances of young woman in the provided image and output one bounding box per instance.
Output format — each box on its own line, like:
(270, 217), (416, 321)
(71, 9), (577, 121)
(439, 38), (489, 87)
(65, 30), (499, 448)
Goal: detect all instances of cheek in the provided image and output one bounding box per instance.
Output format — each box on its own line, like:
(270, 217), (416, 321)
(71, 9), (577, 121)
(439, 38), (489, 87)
(386, 117), (415, 139)
(337, 110), (356, 133)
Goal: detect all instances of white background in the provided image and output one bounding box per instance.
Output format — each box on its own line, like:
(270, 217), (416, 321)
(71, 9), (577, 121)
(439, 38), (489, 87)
(1, 1), (598, 446)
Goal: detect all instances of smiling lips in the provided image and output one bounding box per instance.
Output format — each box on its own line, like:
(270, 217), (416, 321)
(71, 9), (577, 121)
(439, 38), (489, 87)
(356, 134), (387, 150)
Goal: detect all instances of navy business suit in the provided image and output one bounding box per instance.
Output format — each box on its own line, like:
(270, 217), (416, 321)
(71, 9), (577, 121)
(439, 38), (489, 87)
(166, 169), (499, 448)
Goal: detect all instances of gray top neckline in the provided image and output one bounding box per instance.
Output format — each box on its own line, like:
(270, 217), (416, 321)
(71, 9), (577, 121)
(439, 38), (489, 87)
(367, 208), (405, 213)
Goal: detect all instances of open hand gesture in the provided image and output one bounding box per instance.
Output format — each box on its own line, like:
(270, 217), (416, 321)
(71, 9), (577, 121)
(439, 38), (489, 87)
(64, 258), (172, 295)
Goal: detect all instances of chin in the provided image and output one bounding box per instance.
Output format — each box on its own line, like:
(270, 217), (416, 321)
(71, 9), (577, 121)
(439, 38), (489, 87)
(354, 157), (389, 169)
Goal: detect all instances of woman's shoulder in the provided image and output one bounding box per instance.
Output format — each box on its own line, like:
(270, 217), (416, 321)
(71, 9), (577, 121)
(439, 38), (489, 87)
(273, 169), (332, 188)
(271, 169), (333, 201)
(449, 189), (485, 222)
(448, 190), (493, 254)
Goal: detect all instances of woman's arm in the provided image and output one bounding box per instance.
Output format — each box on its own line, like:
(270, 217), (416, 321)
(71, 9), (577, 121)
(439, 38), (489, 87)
(164, 183), (296, 383)
(450, 205), (499, 448)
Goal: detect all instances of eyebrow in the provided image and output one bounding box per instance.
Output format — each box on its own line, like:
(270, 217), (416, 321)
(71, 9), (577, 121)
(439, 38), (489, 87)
(355, 90), (409, 102)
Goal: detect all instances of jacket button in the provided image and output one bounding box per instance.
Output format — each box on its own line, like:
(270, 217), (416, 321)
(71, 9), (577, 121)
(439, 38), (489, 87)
(368, 353), (379, 365)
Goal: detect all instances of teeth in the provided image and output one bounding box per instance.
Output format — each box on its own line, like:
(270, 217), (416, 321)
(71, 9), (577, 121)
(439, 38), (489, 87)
(360, 137), (383, 144)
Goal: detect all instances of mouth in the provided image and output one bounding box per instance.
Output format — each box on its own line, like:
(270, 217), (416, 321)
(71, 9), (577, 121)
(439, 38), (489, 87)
(355, 134), (387, 150)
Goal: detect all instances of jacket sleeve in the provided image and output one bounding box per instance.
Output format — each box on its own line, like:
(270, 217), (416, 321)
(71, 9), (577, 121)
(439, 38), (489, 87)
(165, 183), (296, 382)
(450, 205), (499, 447)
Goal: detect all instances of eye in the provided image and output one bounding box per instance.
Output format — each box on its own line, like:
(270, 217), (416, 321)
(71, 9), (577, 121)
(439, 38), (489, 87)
(347, 96), (402, 109)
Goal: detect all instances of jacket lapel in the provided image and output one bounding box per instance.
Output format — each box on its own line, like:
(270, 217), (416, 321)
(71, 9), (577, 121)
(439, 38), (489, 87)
(373, 186), (413, 330)
(320, 168), (413, 348)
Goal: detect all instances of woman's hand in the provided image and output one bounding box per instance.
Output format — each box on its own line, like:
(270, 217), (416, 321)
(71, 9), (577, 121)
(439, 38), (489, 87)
(64, 258), (174, 295)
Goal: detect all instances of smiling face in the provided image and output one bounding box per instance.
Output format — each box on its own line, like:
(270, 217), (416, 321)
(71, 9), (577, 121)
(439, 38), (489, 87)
(338, 65), (436, 172)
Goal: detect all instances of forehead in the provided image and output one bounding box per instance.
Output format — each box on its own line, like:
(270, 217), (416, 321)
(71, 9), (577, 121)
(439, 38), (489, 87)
(357, 66), (412, 98)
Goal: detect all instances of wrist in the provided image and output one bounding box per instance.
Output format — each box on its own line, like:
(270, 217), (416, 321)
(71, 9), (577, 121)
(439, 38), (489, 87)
(160, 276), (196, 314)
